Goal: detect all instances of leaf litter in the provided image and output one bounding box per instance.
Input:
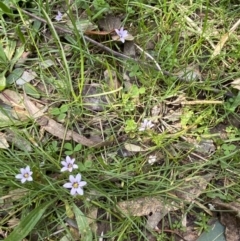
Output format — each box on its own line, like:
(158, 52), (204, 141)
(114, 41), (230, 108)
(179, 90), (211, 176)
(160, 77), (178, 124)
(1, 2), (240, 240)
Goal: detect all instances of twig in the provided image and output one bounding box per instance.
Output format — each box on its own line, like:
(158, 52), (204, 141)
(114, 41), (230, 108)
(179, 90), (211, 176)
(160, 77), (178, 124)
(181, 100), (223, 105)
(134, 44), (163, 74)
(11, 7), (178, 77)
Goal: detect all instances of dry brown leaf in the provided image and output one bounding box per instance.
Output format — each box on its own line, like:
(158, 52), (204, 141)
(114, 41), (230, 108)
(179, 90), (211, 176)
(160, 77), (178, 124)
(98, 15), (121, 31)
(82, 83), (109, 111)
(220, 213), (240, 241)
(0, 132), (9, 149)
(175, 64), (202, 82)
(231, 78), (240, 90)
(174, 173), (214, 202)
(5, 129), (32, 152)
(146, 211), (162, 229)
(0, 89), (24, 107)
(124, 143), (145, 152)
(23, 93), (45, 118)
(104, 69), (120, 91)
(8, 189), (29, 201)
(116, 196), (180, 217)
(23, 94), (100, 147)
(212, 18), (240, 58)
(213, 199), (240, 241)
(211, 33), (229, 58)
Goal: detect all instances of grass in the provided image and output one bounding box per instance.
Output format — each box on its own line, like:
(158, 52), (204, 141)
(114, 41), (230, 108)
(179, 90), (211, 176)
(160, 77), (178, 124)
(1, 0), (240, 240)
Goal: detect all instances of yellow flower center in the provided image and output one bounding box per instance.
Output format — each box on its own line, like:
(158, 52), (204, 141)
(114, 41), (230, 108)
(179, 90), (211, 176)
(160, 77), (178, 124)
(73, 182), (79, 188)
(68, 164), (73, 168)
(24, 173), (29, 178)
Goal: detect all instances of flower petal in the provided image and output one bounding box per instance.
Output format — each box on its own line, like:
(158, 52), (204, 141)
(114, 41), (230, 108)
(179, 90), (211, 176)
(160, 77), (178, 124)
(69, 175), (75, 183)
(21, 178), (27, 183)
(70, 188), (77, 196)
(25, 166), (30, 172)
(63, 182), (72, 188)
(61, 167), (68, 172)
(15, 174), (23, 179)
(75, 174), (81, 182)
(76, 187), (83, 195)
(61, 161), (67, 166)
(79, 181), (87, 187)
(27, 176), (33, 182)
(73, 164), (78, 169)
(70, 158), (75, 164)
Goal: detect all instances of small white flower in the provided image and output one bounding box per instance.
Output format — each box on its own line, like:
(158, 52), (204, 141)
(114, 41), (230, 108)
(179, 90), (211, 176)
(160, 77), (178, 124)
(115, 27), (128, 43)
(15, 166), (33, 183)
(55, 11), (63, 21)
(61, 156), (78, 172)
(148, 155), (157, 165)
(139, 119), (155, 131)
(63, 174), (87, 196)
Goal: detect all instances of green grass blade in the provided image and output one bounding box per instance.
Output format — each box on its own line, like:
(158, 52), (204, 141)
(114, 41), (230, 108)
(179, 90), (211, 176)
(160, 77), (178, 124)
(5, 201), (52, 241)
(73, 203), (93, 241)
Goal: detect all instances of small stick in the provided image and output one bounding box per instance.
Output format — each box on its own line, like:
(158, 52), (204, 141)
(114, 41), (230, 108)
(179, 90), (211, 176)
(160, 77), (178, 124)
(181, 100), (223, 105)
(12, 7), (174, 76)
(134, 44), (163, 74)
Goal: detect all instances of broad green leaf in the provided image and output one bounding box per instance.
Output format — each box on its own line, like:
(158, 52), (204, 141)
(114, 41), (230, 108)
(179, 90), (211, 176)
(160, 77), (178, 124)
(0, 72), (6, 91)
(64, 142), (73, 150)
(72, 203), (93, 241)
(0, 43), (7, 62)
(74, 144), (82, 152)
(50, 107), (61, 115)
(60, 104), (69, 112)
(22, 83), (41, 99)
(5, 40), (16, 61)
(5, 201), (52, 241)
(11, 44), (25, 66)
(6, 68), (24, 85)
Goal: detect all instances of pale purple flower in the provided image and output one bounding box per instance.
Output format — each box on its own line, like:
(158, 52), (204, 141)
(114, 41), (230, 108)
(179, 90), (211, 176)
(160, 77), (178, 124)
(63, 174), (87, 196)
(139, 119), (155, 131)
(61, 156), (78, 172)
(15, 166), (33, 183)
(55, 11), (63, 21)
(115, 27), (128, 43)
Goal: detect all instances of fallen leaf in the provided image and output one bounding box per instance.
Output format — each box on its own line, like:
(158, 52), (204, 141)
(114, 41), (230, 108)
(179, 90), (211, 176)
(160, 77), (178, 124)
(195, 139), (216, 155)
(82, 83), (109, 111)
(175, 64), (201, 82)
(116, 196), (179, 217)
(0, 89), (24, 107)
(39, 59), (54, 69)
(23, 94), (100, 147)
(8, 188), (29, 201)
(0, 132), (9, 149)
(16, 70), (37, 86)
(23, 93), (45, 118)
(98, 15), (121, 31)
(211, 18), (240, 58)
(146, 211), (162, 229)
(103, 69), (120, 91)
(124, 143), (145, 152)
(112, 33), (134, 42)
(5, 129), (32, 152)
(231, 78), (240, 90)
(174, 174), (214, 202)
